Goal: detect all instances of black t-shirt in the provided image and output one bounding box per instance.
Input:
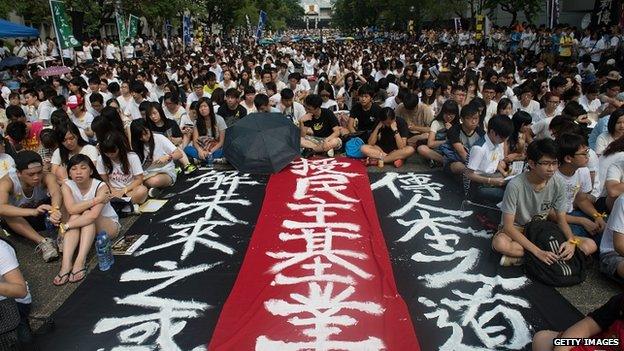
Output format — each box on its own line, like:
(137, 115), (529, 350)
(218, 104), (248, 127)
(150, 118), (182, 138)
(447, 124), (485, 149)
(588, 293), (624, 330)
(350, 103), (381, 133)
(376, 117), (410, 153)
(304, 108), (339, 138)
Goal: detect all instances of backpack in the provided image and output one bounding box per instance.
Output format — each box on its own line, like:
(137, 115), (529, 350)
(523, 219), (587, 287)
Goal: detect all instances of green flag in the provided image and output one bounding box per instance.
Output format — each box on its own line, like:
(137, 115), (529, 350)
(116, 12), (127, 47)
(50, 0), (80, 49)
(128, 14), (140, 39)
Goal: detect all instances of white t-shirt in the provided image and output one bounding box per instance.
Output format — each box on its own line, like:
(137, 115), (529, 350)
(0, 240), (30, 303)
(595, 132), (615, 156)
(96, 152), (144, 189)
(600, 194), (624, 254)
(143, 133), (177, 175)
(51, 144), (99, 166)
(554, 167), (592, 213)
(71, 111), (95, 134)
(302, 58), (317, 76)
(596, 152), (624, 198)
(531, 116), (555, 140)
(0, 154), (16, 179)
(467, 134), (504, 175)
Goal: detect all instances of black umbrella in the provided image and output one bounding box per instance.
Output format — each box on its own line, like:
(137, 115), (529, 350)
(0, 56), (26, 70)
(223, 112), (301, 174)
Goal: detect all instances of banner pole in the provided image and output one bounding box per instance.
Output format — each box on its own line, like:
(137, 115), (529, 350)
(116, 12), (125, 62)
(49, 0), (65, 67)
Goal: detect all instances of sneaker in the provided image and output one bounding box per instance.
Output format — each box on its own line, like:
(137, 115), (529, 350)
(148, 188), (162, 199)
(499, 255), (524, 267)
(213, 158), (227, 164)
(393, 159), (404, 168)
(36, 238), (58, 262)
(184, 163), (198, 175)
(174, 167), (182, 175)
(327, 148), (335, 157)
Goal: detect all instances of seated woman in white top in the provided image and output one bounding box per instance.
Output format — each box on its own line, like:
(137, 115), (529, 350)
(51, 122), (99, 183)
(595, 109), (624, 156)
(130, 119), (183, 197)
(55, 154), (118, 286)
(97, 131), (148, 205)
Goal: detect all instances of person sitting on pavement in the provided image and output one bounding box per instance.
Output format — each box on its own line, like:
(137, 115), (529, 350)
(347, 84), (381, 140)
(598, 193), (624, 284)
(184, 97), (227, 164)
(130, 119), (183, 199)
(555, 133), (606, 241)
(438, 103), (486, 175)
(532, 292), (624, 351)
(464, 114), (514, 204)
(55, 154), (118, 286)
(416, 100), (460, 167)
(492, 138), (598, 266)
(97, 131), (148, 206)
(360, 107), (415, 168)
(0, 151), (62, 262)
(299, 94), (342, 157)
(0, 237), (32, 348)
(50, 122), (99, 184)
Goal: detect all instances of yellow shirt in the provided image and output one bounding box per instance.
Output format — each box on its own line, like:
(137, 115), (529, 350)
(559, 35), (573, 57)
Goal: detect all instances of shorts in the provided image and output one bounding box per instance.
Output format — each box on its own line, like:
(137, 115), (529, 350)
(145, 170), (177, 185)
(599, 251), (624, 282)
(304, 135), (342, 150)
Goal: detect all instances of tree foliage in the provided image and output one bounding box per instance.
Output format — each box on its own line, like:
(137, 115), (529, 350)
(484, 0), (542, 25)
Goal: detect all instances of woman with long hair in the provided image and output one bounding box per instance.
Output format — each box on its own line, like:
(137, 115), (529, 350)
(130, 119), (183, 197)
(184, 97), (227, 163)
(504, 110), (533, 162)
(595, 109), (624, 156)
(51, 122), (98, 183)
(97, 131), (148, 205)
(416, 100), (460, 164)
(54, 154), (118, 285)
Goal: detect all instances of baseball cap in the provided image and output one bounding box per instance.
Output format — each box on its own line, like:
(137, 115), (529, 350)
(15, 150), (43, 171)
(66, 95), (83, 109)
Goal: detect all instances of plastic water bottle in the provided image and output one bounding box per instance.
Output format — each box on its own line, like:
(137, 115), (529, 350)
(206, 152), (214, 167)
(95, 231), (114, 271)
(44, 213), (55, 235)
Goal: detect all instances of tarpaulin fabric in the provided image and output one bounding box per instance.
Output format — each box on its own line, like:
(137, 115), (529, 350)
(370, 171), (584, 351)
(35, 169), (267, 350)
(0, 19), (39, 38)
(209, 158), (420, 350)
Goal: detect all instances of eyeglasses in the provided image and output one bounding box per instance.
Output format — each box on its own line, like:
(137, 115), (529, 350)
(536, 161), (559, 167)
(574, 149), (590, 156)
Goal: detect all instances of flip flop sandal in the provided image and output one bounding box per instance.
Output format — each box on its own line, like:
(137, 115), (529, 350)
(69, 267), (88, 284)
(53, 272), (70, 286)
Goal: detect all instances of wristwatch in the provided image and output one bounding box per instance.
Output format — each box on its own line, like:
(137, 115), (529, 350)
(393, 129), (399, 135)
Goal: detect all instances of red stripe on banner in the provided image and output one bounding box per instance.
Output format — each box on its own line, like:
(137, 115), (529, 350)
(209, 157), (420, 350)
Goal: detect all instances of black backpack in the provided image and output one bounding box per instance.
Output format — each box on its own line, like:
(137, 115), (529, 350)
(523, 219), (587, 287)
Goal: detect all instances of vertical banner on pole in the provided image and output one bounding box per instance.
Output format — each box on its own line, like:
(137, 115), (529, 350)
(475, 15), (484, 41)
(50, 0), (80, 49)
(183, 15), (192, 47)
(127, 14), (140, 39)
(116, 12), (127, 48)
(454, 18), (462, 31)
(255, 10), (268, 41)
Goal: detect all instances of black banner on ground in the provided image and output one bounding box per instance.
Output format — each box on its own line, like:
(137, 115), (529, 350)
(370, 171), (584, 351)
(35, 169), (267, 350)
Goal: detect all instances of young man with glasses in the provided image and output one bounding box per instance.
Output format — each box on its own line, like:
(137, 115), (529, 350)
(555, 133), (606, 240)
(531, 92), (561, 139)
(492, 139), (597, 266)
